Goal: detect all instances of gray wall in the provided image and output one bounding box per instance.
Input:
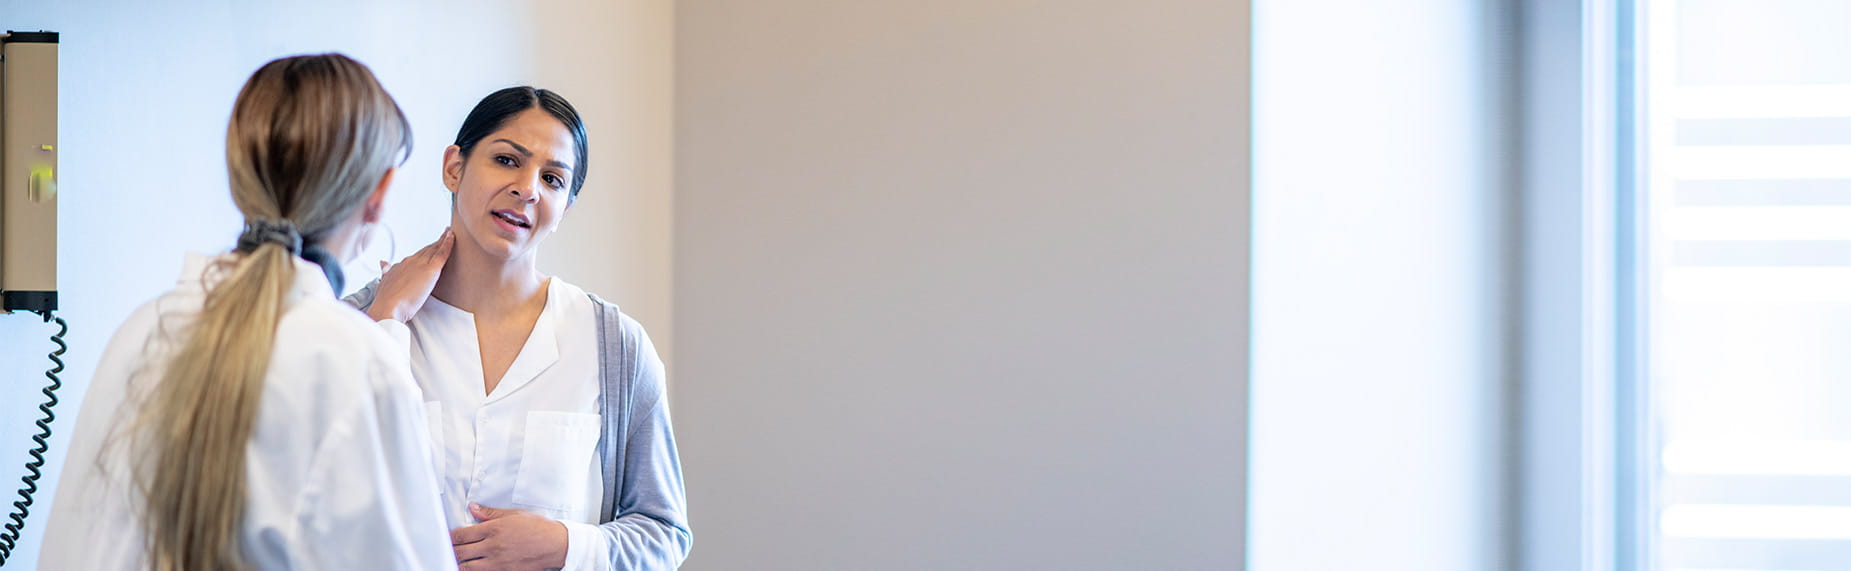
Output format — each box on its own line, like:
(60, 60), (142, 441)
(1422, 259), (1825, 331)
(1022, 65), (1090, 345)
(673, 2), (1251, 569)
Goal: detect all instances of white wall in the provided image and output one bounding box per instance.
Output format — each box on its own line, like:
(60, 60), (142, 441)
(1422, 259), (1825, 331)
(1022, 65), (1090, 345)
(674, 2), (1250, 569)
(1249, 1), (1513, 570)
(0, 1), (671, 567)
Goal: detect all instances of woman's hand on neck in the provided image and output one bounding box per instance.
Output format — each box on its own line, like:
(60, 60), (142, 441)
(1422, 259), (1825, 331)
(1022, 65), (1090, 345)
(431, 236), (549, 316)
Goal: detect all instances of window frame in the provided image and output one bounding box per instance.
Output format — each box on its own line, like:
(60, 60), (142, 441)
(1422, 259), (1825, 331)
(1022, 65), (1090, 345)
(1518, 0), (1652, 569)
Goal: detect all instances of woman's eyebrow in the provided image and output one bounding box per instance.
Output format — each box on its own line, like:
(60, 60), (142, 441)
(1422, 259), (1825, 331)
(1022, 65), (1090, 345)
(491, 138), (573, 173)
(492, 138), (532, 157)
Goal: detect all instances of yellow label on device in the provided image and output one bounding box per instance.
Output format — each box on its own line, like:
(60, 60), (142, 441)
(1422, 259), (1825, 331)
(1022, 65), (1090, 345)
(30, 165), (55, 201)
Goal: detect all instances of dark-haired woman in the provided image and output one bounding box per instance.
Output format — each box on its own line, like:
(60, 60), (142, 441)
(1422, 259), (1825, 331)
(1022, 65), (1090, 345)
(349, 87), (689, 570)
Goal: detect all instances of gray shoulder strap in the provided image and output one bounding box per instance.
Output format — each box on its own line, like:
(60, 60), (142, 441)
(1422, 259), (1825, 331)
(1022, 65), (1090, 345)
(591, 292), (638, 523)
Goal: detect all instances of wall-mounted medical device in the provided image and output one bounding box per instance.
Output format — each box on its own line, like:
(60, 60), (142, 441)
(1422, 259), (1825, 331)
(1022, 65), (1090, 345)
(1, 30), (57, 315)
(0, 29), (61, 568)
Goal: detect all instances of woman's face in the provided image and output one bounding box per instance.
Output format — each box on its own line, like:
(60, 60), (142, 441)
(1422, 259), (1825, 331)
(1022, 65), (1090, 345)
(444, 107), (578, 263)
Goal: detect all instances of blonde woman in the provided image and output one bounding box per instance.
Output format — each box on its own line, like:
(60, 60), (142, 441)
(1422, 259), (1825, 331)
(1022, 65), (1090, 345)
(38, 54), (454, 570)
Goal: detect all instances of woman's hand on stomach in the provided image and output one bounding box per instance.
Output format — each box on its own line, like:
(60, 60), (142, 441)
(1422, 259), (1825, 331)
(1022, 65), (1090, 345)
(451, 502), (568, 569)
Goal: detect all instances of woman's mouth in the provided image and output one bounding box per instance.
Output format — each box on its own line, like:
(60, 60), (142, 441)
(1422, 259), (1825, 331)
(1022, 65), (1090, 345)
(492, 209), (532, 231)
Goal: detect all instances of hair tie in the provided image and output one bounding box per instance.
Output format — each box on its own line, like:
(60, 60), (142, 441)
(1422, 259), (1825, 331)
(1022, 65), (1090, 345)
(236, 218), (302, 255)
(234, 218), (345, 295)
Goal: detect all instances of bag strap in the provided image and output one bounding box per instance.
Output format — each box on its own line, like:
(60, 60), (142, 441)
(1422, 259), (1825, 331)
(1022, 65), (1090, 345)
(591, 292), (638, 523)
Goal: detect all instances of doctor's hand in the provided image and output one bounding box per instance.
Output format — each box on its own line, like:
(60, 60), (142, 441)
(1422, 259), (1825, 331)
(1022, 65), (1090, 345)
(366, 227), (455, 323)
(451, 502), (568, 571)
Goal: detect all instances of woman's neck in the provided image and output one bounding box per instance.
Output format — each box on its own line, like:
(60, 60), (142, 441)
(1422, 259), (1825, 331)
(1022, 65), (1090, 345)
(431, 241), (547, 316)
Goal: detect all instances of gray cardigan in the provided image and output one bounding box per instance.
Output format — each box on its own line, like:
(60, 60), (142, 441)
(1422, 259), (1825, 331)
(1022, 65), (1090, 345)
(346, 281), (691, 569)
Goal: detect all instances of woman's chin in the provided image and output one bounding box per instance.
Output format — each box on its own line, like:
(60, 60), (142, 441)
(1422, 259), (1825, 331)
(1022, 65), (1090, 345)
(485, 241), (536, 263)
(457, 221), (545, 263)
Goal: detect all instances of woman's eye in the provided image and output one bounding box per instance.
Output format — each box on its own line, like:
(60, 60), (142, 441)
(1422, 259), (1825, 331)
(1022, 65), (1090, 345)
(494, 155), (516, 167)
(543, 174), (564, 188)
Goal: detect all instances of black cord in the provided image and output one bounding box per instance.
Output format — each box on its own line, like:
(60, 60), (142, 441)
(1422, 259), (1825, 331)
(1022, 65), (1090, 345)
(0, 312), (65, 566)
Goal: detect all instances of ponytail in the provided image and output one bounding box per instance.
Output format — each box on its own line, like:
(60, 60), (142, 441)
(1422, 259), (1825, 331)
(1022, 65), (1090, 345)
(140, 240), (294, 570)
(134, 53), (410, 570)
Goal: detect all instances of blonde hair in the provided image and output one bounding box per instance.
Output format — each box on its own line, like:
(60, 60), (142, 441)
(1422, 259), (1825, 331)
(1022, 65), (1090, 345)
(136, 53), (410, 570)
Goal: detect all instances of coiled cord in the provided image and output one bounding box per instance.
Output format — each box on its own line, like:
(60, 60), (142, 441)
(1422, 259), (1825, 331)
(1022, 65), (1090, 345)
(0, 312), (65, 566)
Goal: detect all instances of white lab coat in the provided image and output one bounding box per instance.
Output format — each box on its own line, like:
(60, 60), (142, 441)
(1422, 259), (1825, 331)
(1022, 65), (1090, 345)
(38, 253), (456, 570)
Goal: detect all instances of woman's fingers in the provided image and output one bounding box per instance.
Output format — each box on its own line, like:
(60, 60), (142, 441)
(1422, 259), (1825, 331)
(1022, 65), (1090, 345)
(421, 227), (454, 264)
(364, 227), (453, 322)
(436, 227), (455, 260)
(418, 226), (453, 265)
(450, 522), (491, 546)
(457, 559), (494, 570)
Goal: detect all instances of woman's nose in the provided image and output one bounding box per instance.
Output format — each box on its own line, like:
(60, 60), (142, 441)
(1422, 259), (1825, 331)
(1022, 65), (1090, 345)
(508, 177), (540, 202)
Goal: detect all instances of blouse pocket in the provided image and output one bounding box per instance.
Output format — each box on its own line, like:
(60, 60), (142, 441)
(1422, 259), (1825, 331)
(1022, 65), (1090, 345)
(512, 411), (601, 516)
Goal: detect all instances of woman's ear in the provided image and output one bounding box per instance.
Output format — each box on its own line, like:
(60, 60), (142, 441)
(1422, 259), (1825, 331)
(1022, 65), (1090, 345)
(442, 145), (465, 194)
(363, 168), (396, 224)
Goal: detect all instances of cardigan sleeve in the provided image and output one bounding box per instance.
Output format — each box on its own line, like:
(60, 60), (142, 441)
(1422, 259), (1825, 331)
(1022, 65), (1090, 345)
(342, 277), (380, 312)
(561, 313), (692, 571)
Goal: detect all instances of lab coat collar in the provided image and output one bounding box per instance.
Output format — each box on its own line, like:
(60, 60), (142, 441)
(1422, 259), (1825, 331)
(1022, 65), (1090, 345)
(178, 251), (338, 303)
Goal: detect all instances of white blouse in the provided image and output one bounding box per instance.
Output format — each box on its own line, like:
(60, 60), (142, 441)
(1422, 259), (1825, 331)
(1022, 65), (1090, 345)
(396, 277), (613, 570)
(39, 253), (454, 570)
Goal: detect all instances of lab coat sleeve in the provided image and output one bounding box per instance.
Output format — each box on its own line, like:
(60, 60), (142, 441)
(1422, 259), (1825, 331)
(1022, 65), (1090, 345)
(375, 318), (413, 354)
(344, 278), (414, 355)
(566, 325), (690, 571)
(298, 353), (455, 570)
